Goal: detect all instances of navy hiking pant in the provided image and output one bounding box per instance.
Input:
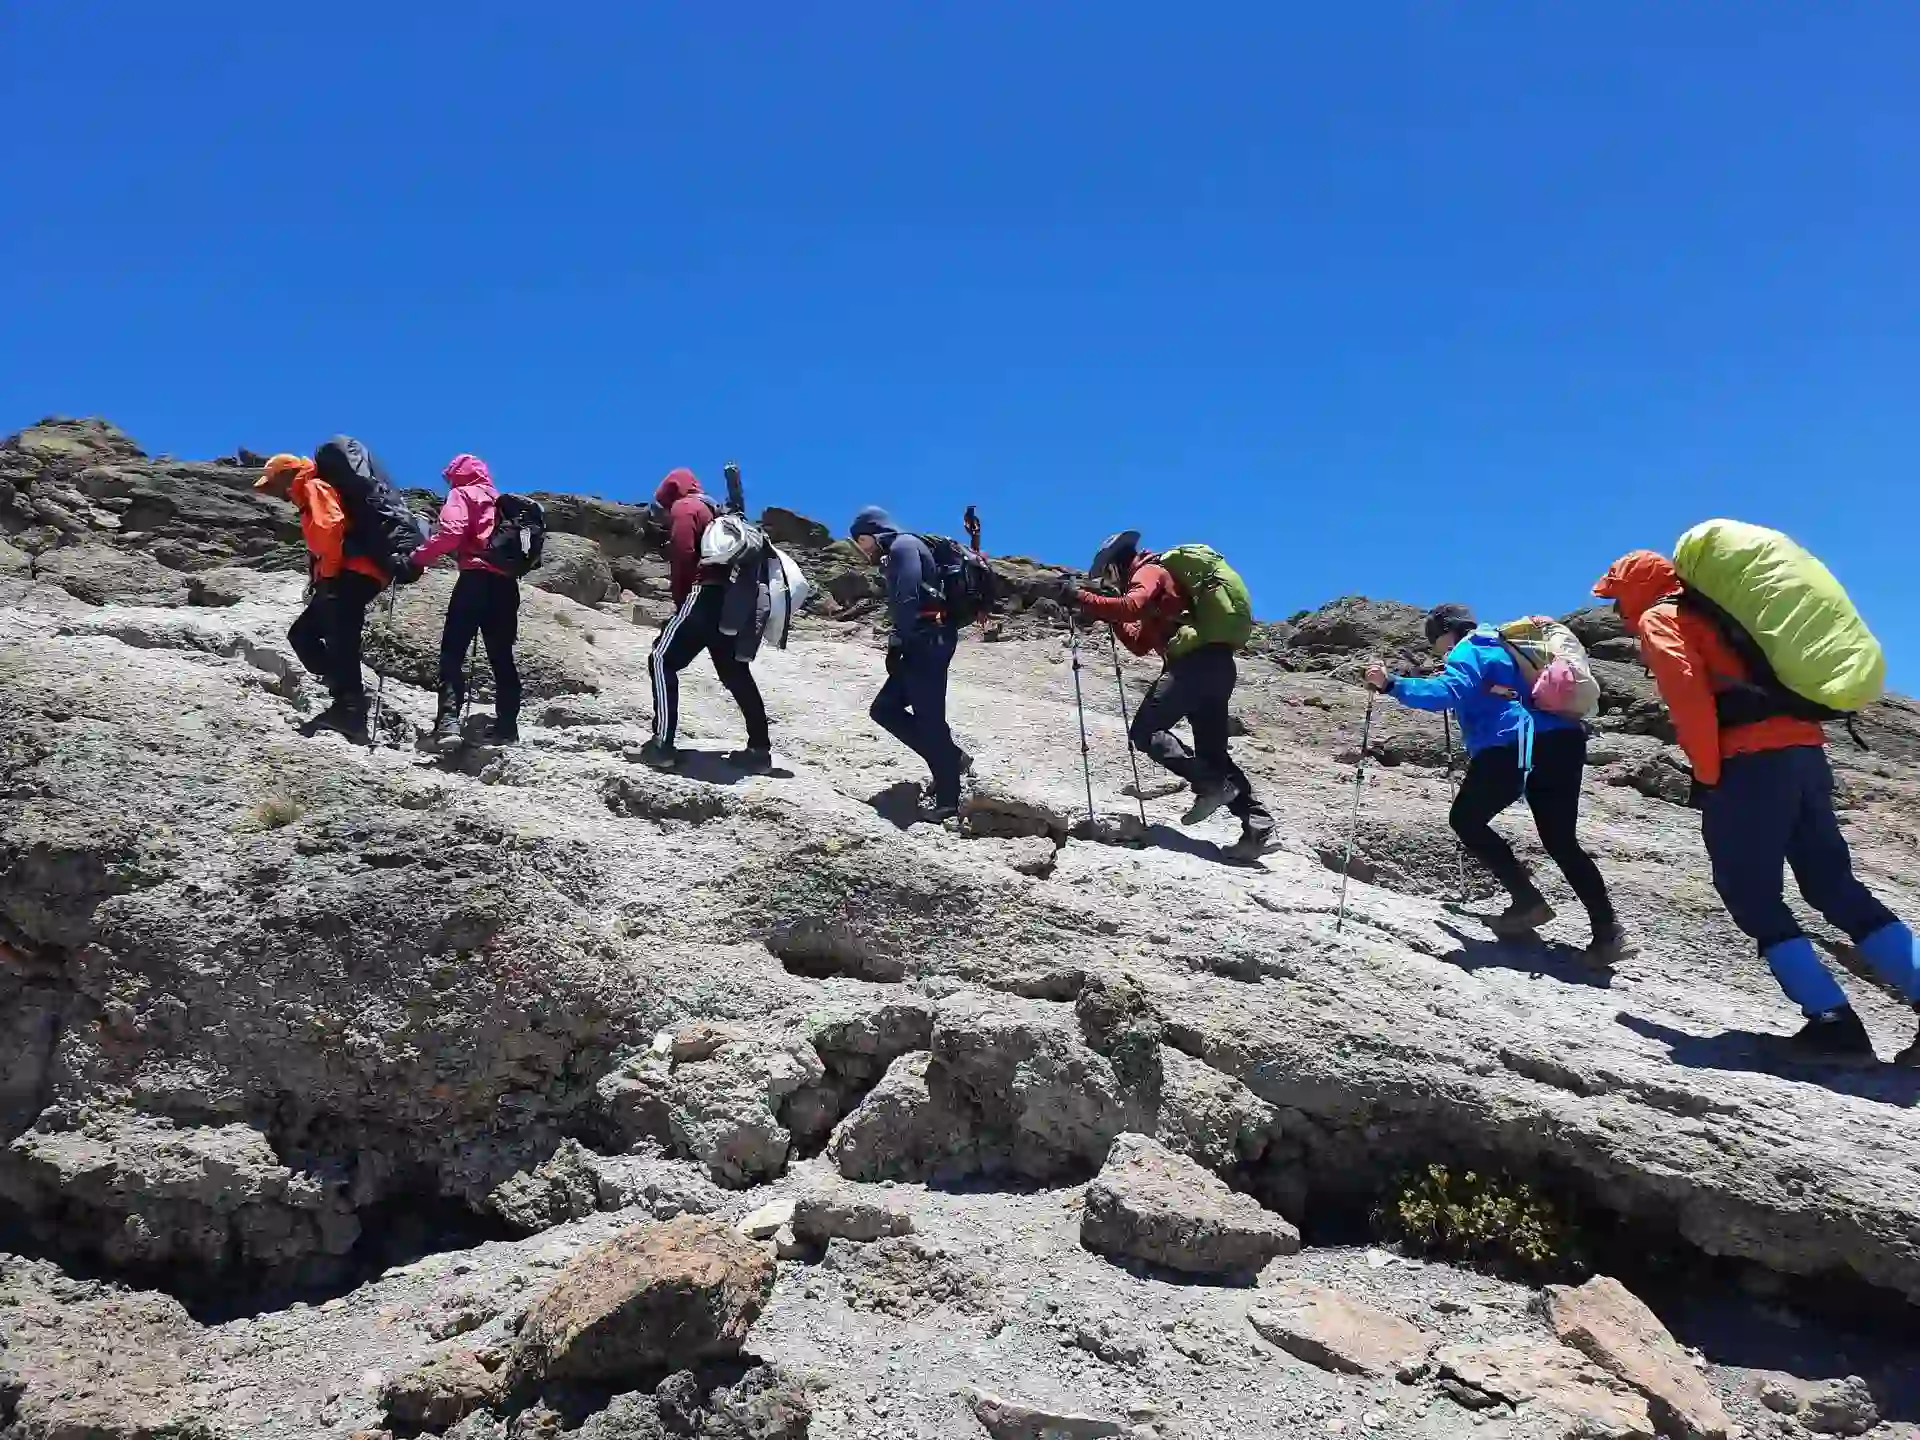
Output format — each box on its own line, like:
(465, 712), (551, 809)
(872, 624), (964, 808)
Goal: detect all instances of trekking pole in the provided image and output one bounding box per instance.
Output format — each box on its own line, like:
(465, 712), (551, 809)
(1443, 712), (1467, 899)
(367, 586), (400, 750)
(1105, 630), (1148, 828)
(1335, 690), (1378, 933)
(1066, 616), (1098, 828)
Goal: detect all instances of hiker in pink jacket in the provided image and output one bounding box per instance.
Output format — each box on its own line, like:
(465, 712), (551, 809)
(410, 455), (523, 748)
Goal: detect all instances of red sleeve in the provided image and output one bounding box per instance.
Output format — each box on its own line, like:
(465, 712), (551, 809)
(667, 497), (705, 603)
(1639, 607), (1722, 785)
(1079, 568), (1175, 656)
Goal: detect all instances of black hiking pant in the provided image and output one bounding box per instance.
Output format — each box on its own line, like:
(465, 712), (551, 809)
(1131, 644), (1270, 825)
(651, 582), (771, 750)
(1451, 727), (1615, 929)
(437, 570), (522, 722)
(288, 572), (383, 713)
(871, 624), (964, 808)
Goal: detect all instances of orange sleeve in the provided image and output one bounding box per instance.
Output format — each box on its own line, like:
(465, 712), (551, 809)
(1639, 608), (1722, 785)
(303, 480), (349, 580)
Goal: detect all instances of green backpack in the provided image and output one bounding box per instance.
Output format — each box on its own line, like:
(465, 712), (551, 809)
(1159, 544), (1255, 660)
(1673, 519), (1885, 719)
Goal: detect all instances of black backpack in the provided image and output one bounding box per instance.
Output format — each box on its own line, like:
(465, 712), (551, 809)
(482, 494), (548, 578)
(314, 436), (428, 572)
(921, 534), (1000, 626)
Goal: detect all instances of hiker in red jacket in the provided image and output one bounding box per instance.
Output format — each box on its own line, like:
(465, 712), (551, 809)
(1062, 530), (1274, 862)
(637, 469), (772, 772)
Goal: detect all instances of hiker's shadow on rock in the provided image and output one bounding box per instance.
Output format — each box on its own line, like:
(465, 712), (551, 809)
(674, 749), (795, 785)
(1433, 920), (1613, 990)
(1616, 1014), (1920, 1107)
(868, 780), (929, 830)
(1144, 824), (1265, 870)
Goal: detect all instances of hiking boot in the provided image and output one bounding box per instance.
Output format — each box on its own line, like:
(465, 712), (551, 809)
(1894, 1007), (1920, 1068)
(729, 746), (774, 773)
(637, 740), (681, 772)
(1223, 818), (1277, 864)
(429, 713), (463, 752)
(299, 703), (369, 745)
(924, 803), (961, 824)
(1789, 1006), (1877, 1063)
(1487, 896), (1555, 939)
(1181, 781), (1240, 826)
(485, 717), (520, 745)
(1586, 924), (1638, 967)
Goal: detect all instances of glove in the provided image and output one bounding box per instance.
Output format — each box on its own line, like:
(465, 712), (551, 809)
(1055, 577), (1083, 608)
(885, 645), (903, 676)
(393, 560), (424, 587)
(1687, 777), (1715, 811)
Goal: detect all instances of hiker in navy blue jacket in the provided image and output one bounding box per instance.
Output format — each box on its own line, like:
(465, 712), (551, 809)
(1366, 603), (1628, 964)
(850, 506), (966, 820)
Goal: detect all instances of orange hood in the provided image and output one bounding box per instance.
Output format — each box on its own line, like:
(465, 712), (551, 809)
(1593, 550), (1678, 628)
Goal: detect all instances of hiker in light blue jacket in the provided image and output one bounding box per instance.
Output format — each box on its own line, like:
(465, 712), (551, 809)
(1367, 603), (1628, 964)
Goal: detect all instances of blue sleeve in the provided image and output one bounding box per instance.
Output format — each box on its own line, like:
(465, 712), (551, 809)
(886, 536), (926, 642)
(1390, 647), (1484, 713)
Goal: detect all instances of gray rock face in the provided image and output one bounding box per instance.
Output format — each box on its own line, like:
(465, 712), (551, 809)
(6, 419), (1920, 1427)
(33, 542), (193, 606)
(1079, 1132), (1300, 1277)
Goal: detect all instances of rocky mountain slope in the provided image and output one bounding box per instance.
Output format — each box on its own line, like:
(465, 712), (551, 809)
(2, 418), (1917, 1440)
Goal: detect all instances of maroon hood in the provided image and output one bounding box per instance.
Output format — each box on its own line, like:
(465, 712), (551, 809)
(655, 468), (702, 507)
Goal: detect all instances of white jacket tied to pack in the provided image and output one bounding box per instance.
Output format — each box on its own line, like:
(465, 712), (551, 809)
(1496, 616), (1601, 720)
(1673, 519), (1885, 716)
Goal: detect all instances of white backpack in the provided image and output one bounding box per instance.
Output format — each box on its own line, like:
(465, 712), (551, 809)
(1495, 616), (1601, 720)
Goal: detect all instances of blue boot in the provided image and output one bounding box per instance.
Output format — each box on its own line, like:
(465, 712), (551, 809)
(1856, 921), (1920, 1002)
(1763, 937), (1849, 1018)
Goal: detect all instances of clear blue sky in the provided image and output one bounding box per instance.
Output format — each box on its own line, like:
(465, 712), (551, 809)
(6, 3), (1913, 675)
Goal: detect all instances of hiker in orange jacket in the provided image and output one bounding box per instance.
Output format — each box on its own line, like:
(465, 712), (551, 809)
(256, 453), (389, 742)
(1596, 550), (1920, 1064)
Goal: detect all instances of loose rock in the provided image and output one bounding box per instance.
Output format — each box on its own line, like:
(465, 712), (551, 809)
(1248, 1282), (1434, 1378)
(1543, 1275), (1731, 1440)
(512, 1217), (776, 1385)
(1079, 1132), (1299, 1278)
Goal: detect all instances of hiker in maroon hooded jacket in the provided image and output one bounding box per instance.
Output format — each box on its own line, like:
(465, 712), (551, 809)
(1063, 530), (1275, 862)
(637, 468), (773, 772)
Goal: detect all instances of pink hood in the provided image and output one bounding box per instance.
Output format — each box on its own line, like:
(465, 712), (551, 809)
(411, 455), (504, 572)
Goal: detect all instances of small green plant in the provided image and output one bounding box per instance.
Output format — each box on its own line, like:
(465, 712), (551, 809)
(1372, 1165), (1589, 1283)
(243, 795), (304, 831)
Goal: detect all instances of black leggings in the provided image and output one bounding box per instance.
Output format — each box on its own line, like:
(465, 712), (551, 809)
(438, 570), (522, 720)
(1451, 727), (1614, 929)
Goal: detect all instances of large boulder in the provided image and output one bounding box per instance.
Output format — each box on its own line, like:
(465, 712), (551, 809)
(0, 1110), (358, 1280)
(0, 1258), (219, 1440)
(1079, 1132), (1299, 1278)
(1281, 596), (1428, 671)
(529, 531), (617, 606)
(512, 1217), (776, 1385)
(364, 563), (607, 699)
(592, 1031), (826, 1188)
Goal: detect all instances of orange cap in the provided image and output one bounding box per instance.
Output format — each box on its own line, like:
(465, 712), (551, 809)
(254, 453), (309, 491)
